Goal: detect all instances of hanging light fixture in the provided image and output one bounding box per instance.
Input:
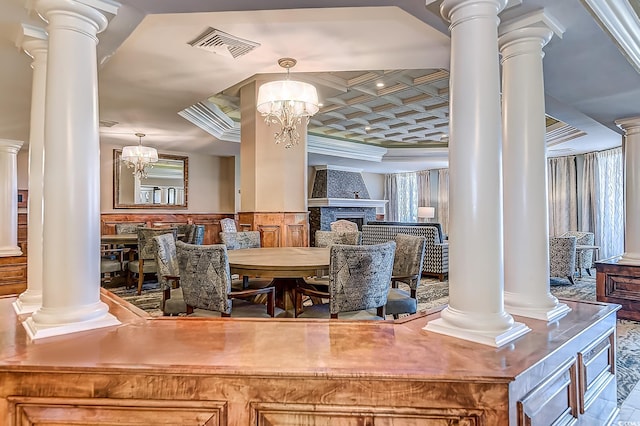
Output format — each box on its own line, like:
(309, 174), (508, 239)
(121, 132), (158, 179)
(256, 58), (319, 149)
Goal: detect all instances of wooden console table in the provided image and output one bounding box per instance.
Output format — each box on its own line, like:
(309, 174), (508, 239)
(0, 290), (620, 425)
(596, 258), (640, 321)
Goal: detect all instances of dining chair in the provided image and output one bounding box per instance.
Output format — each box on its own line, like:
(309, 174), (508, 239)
(153, 234), (186, 316)
(175, 241), (277, 318)
(128, 227), (177, 295)
(100, 246), (129, 286)
(220, 231), (272, 291)
(330, 219), (359, 233)
(220, 218), (238, 233)
(183, 224), (205, 245)
(115, 222), (145, 234)
(294, 241), (396, 320)
(385, 234), (426, 319)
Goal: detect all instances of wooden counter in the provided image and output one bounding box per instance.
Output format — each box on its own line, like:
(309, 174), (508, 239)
(0, 291), (619, 425)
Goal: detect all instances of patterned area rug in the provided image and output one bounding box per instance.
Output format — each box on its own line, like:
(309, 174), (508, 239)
(416, 273), (640, 406)
(113, 273), (639, 406)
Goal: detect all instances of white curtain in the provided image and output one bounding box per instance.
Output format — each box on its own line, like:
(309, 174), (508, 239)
(581, 152), (598, 233)
(548, 156), (578, 236)
(417, 170), (431, 208)
(437, 168), (449, 234)
(595, 148), (624, 259)
(384, 173), (417, 222)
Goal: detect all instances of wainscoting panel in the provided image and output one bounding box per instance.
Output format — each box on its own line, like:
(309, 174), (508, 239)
(237, 212), (309, 247)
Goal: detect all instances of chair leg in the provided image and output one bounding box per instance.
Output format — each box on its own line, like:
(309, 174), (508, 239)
(137, 259), (144, 295)
(586, 268), (592, 276)
(568, 275), (575, 285)
(267, 288), (275, 317)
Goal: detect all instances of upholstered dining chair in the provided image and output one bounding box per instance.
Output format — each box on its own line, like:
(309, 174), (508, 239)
(294, 241), (396, 320)
(115, 222), (145, 234)
(100, 246), (129, 286)
(220, 231), (272, 291)
(314, 230), (362, 247)
(549, 236), (577, 285)
(175, 241), (276, 318)
(153, 234), (186, 316)
(560, 231), (595, 276)
(330, 219), (359, 233)
(183, 224), (205, 245)
(220, 218), (238, 233)
(128, 227), (177, 295)
(385, 234), (426, 319)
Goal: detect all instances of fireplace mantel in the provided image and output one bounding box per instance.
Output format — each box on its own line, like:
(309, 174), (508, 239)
(308, 198), (387, 208)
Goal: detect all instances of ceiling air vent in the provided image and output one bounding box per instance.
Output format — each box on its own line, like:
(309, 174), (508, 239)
(188, 28), (260, 59)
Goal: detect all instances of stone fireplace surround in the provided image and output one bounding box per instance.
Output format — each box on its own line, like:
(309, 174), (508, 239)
(308, 166), (386, 246)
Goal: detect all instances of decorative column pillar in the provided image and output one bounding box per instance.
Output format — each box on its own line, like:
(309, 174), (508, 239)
(24, 0), (120, 340)
(424, 0), (529, 346)
(615, 117), (640, 264)
(499, 16), (570, 321)
(0, 139), (23, 257)
(13, 25), (48, 315)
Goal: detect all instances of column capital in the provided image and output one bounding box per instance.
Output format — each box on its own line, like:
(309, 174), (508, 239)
(616, 116), (640, 135)
(0, 139), (24, 154)
(498, 27), (553, 60)
(441, 0), (507, 23)
(35, 0), (119, 34)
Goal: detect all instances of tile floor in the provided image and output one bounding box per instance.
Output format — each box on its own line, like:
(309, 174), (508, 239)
(619, 381), (640, 424)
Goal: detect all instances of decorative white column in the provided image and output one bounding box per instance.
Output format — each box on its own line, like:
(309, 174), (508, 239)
(0, 139), (23, 257)
(24, 0), (120, 340)
(13, 25), (48, 315)
(615, 117), (640, 265)
(499, 15), (570, 321)
(424, 0), (530, 347)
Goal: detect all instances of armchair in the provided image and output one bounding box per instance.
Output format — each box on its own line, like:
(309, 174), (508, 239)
(385, 234), (426, 318)
(549, 236), (577, 285)
(560, 231), (595, 276)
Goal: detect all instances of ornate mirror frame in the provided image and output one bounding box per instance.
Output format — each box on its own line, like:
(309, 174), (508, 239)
(113, 149), (189, 209)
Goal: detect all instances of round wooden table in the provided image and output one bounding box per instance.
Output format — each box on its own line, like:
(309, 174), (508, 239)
(227, 247), (330, 314)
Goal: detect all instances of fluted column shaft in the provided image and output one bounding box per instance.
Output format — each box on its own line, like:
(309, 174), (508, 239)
(424, 0), (529, 347)
(14, 34), (48, 314)
(25, 0), (120, 339)
(500, 26), (570, 321)
(615, 117), (640, 264)
(0, 140), (24, 257)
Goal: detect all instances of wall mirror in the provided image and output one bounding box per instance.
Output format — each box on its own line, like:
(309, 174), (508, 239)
(113, 149), (188, 209)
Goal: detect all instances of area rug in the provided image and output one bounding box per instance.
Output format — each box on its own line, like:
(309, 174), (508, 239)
(416, 274), (640, 406)
(112, 274), (639, 406)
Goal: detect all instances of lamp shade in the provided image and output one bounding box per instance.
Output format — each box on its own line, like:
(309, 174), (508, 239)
(121, 145), (158, 163)
(256, 80), (319, 116)
(418, 206), (435, 219)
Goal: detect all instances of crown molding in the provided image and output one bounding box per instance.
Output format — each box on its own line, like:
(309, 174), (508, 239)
(307, 134), (387, 162)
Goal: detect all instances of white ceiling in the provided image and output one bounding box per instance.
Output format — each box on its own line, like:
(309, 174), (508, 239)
(1, 0), (639, 174)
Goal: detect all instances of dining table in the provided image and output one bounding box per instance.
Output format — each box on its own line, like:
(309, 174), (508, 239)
(227, 247), (330, 315)
(100, 233), (186, 246)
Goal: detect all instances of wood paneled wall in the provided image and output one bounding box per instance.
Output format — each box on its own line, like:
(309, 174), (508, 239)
(101, 213), (235, 245)
(0, 213), (27, 296)
(237, 212), (309, 247)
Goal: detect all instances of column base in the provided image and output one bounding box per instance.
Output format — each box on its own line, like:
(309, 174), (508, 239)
(22, 312), (120, 340)
(617, 252), (640, 265)
(423, 317), (531, 347)
(505, 302), (571, 322)
(0, 246), (23, 257)
(12, 298), (41, 315)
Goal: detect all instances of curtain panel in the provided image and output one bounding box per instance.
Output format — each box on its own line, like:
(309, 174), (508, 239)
(437, 168), (449, 235)
(548, 156), (578, 236)
(595, 148), (624, 259)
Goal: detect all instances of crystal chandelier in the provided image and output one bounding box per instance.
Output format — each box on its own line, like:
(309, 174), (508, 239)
(256, 58), (319, 149)
(121, 133), (158, 179)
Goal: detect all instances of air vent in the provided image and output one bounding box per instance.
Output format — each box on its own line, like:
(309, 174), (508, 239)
(99, 119), (118, 128)
(188, 28), (260, 59)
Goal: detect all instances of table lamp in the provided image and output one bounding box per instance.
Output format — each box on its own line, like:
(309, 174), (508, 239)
(418, 206), (435, 222)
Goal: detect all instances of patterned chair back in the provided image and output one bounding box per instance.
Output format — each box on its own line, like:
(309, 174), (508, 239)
(315, 230), (361, 247)
(330, 219), (359, 233)
(220, 231), (261, 250)
(181, 224), (205, 245)
(549, 236), (577, 280)
(153, 234), (179, 290)
(392, 234), (426, 290)
(220, 218), (238, 233)
(137, 227), (177, 261)
(176, 241), (233, 314)
(115, 222), (145, 234)
(328, 241), (395, 315)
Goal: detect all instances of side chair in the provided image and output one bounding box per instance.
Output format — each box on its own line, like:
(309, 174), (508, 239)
(385, 234), (426, 319)
(128, 227), (177, 295)
(175, 241), (277, 318)
(220, 231), (272, 291)
(220, 218), (238, 233)
(294, 241), (396, 320)
(330, 219), (359, 233)
(153, 234), (186, 316)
